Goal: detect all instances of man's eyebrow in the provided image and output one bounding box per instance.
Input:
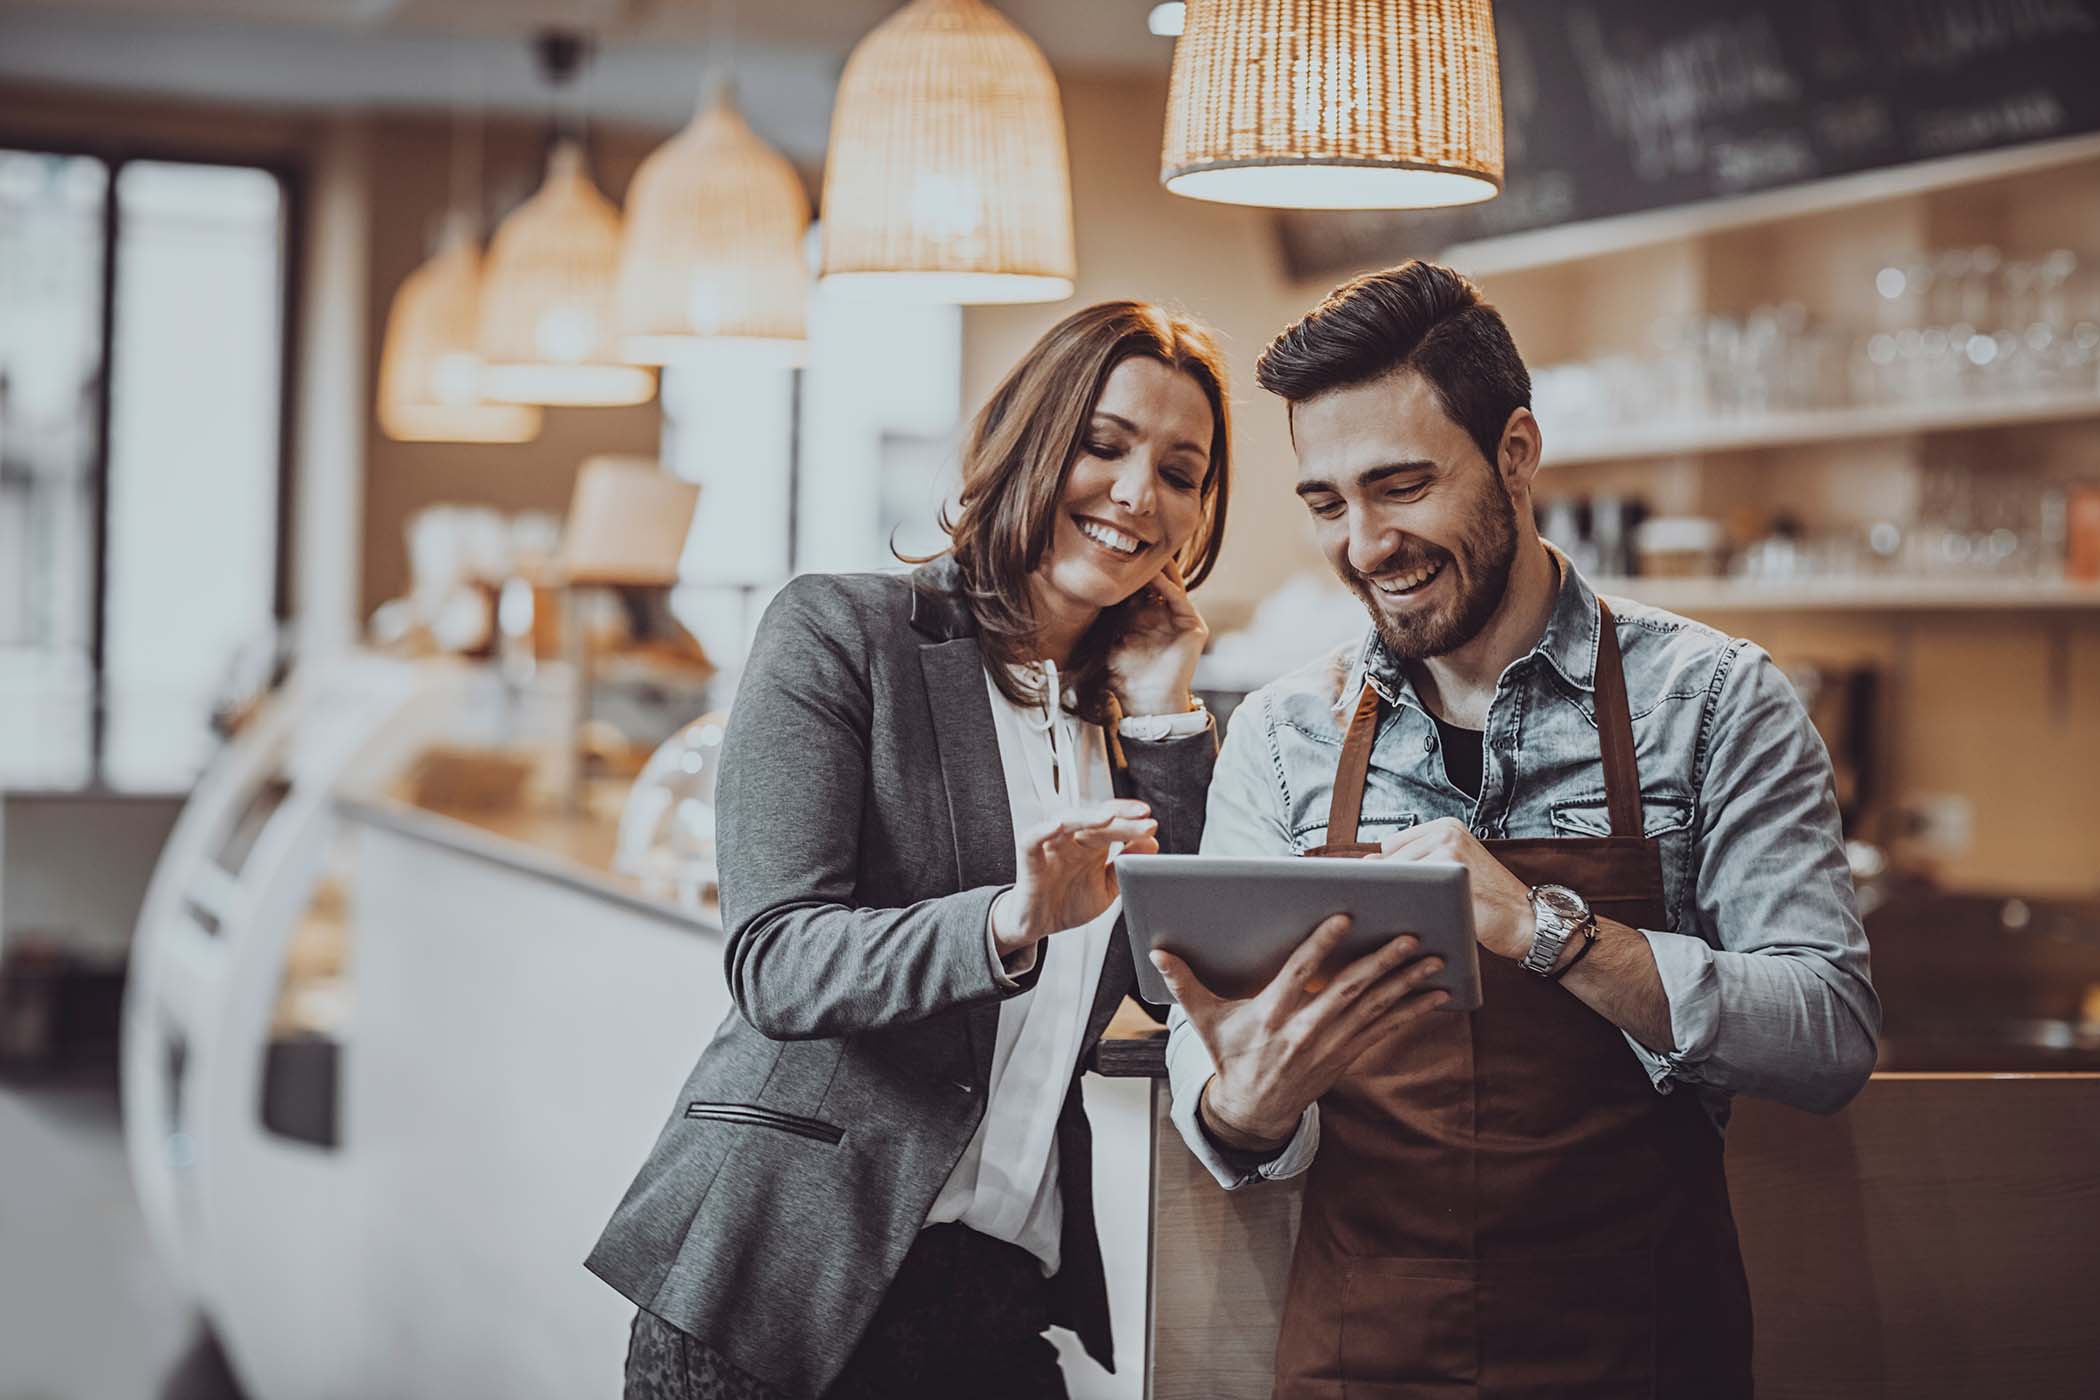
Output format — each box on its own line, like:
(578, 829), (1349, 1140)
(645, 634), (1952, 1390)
(1094, 411), (1206, 459)
(1294, 460), (1436, 498)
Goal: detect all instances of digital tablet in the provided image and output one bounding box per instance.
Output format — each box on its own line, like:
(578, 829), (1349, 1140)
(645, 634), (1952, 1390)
(1116, 854), (1482, 1010)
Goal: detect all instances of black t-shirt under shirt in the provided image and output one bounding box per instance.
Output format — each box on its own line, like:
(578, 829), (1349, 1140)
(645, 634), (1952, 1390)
(1431, 713), (1485, 801)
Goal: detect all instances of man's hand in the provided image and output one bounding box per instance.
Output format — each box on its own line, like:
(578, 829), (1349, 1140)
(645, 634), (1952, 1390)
(1151, 913), (1450, 1149)
(1380, 817), (1535, 961)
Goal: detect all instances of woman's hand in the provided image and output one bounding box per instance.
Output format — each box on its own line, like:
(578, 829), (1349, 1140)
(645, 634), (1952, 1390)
(1107, 556), (1209, 717)
(990, 800), (1160, 958)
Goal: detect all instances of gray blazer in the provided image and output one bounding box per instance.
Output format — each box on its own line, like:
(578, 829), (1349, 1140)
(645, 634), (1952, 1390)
(585, 557), (1216, 1398)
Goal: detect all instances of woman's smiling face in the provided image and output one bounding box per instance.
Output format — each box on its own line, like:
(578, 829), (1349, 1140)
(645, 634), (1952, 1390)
(1034, 356), (1215, 625)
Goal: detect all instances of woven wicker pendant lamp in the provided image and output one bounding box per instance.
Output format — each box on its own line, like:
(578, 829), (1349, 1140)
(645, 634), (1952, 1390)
(820, 0), (1075, 304)
(1162, 0), (1505, 210)
(616, 84), (812, 367)
(478, 139), (657, 406)
(377, 214), (544, 442)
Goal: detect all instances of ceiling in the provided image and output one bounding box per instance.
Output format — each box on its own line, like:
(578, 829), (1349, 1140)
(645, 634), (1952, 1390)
(0, 1), (1181, 162)
(6, 0), (1176, 61)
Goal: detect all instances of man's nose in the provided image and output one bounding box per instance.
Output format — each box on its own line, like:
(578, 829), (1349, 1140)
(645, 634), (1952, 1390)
(1347, 514), (1400, 575)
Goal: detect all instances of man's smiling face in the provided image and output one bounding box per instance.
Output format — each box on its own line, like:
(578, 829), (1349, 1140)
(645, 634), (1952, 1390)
(1292, 369), (1520, 662)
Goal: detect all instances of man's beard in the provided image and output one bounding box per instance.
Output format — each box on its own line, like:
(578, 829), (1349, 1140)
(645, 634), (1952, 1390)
(1344, 478), (1519, 661)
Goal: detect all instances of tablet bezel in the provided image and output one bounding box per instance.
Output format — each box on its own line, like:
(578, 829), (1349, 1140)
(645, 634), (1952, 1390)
(1115, 853), (1483, 1010)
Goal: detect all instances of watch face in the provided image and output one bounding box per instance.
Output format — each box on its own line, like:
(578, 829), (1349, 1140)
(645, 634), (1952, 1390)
(1534, 884), (1587, 926)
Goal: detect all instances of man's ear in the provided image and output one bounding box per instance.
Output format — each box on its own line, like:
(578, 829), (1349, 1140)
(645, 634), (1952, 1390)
(1497, 407), (1542, 492)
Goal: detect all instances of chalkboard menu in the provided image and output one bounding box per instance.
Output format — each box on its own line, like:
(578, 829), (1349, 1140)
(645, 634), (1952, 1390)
(1277, 0), (2100, 279)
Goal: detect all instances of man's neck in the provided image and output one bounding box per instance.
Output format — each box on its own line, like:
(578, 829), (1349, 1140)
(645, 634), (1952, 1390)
(1406, 539), (1560, 729)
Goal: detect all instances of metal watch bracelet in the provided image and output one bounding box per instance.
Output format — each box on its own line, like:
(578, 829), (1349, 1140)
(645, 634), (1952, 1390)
(1521, 884), (1596, 977)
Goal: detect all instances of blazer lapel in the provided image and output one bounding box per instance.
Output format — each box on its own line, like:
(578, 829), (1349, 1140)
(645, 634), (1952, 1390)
(919, 636), (1017, 1079)
(919, 637), (1017, 889)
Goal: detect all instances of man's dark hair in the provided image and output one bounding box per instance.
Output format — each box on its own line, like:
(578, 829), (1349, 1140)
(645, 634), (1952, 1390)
(1256, 260), (1532, 469)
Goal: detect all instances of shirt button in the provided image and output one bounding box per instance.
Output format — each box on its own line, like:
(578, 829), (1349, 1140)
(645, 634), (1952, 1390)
(1423, 732), (1438, 752)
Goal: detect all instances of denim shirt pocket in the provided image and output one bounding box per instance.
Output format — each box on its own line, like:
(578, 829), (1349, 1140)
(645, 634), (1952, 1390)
(1291, 811), (1421, 855)
(1547, 794), (1694, 927)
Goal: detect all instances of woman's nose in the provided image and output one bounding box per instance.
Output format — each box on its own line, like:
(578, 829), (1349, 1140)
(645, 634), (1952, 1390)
(1108, 458), (1156, 516)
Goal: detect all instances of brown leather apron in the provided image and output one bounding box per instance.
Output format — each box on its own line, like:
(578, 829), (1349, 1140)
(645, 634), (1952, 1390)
(1277, 603), (1753, 1399)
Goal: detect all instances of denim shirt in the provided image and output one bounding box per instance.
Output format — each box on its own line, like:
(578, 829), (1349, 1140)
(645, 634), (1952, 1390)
(1167, 553), (1881, 1188)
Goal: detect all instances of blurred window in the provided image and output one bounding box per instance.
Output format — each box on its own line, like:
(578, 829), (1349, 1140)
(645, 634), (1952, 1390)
(659, 295), (962, 671)
(0, 149), (290, 791)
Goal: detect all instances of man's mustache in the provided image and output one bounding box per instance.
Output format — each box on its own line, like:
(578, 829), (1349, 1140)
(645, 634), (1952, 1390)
(1344, 542), (1452, 584)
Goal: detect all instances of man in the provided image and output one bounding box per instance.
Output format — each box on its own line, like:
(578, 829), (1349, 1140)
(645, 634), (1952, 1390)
(1152, 261), (1879, 1398)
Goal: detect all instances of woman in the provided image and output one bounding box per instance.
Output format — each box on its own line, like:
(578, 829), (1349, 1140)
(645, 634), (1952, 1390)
(588, 302), (1234, 1400)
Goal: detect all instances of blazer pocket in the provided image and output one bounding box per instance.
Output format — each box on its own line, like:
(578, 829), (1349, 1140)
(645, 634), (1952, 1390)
(684, 1101), (844, 1146)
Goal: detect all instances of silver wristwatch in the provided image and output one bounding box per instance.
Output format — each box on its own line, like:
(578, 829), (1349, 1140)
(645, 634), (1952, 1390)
(1521, 884), (1595, 976)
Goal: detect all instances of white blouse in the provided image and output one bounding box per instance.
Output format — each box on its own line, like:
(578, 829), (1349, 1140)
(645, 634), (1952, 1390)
(921, 662), (1206, 1274)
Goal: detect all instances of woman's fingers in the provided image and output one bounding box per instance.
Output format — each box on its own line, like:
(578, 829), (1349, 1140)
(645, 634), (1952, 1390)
(1149, 557), (1207, 631)
(1067, 819), (1158, 848)
(1020, 801), (1151, 851)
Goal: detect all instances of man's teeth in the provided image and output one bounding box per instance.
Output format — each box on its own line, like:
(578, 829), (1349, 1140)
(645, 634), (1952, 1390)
(1374, 561), (1443, 594)
(1078, 519), (1144, 556)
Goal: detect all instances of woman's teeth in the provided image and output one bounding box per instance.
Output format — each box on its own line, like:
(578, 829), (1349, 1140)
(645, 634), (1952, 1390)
(1373, 561), (1443, 595)
(1077, 518), (1145, 556)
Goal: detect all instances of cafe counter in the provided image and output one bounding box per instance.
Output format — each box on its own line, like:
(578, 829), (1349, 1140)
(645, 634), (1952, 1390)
(123, 655), (2100, 1400)
(1093, 1024), (2100, 1400)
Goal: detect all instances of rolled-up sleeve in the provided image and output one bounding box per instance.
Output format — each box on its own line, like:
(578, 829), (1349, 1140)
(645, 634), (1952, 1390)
(1167, 1002), (1320, 1187)
(1630, 643), (1881, 1115)
(1160, 691), (1323, 1186)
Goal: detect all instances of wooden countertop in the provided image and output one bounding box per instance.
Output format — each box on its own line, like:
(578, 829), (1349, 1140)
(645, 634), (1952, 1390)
(1091, 999), (1171, 1077)
(336, 789), (723, 936)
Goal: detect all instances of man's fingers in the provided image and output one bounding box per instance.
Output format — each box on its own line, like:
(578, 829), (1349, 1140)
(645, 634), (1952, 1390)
(1379, 828), (1437, 859)
(1380, 816), (1467, 860)
(1274, 912), (1356, 998)
(1311, 941), (1433, 1012)
(1148, 948), (1218, 1016)
(1339, 986), (1453, 1069)
(1330, 956), (1449, 1037)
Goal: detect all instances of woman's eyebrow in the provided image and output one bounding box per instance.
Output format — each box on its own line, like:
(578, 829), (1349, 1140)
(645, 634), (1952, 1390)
(1094, 411), (1206, 458)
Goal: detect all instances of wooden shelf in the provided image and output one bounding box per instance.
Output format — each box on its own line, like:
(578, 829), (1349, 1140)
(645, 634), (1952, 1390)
(1544, 389), (2100, 467)
(1593, 576), (2100, 613)
(1443, 131), (2100, 278)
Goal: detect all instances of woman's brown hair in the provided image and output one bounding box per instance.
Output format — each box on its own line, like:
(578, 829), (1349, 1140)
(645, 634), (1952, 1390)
(918, 300), (1232, 724)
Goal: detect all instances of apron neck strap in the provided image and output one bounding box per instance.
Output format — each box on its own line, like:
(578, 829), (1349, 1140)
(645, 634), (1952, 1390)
(1326, 681), (1384, 847)
(1592, 601), (1644, 838)
(1322, 600), (1644, 846)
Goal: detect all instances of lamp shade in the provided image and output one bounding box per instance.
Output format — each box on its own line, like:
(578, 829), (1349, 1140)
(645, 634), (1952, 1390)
(616, 88), (812, 366)
(819, 0), (1074, 304)
(376, 215), (543, 443)
(477, 140), (657, 406)
(1162, 0), (1505, 210)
